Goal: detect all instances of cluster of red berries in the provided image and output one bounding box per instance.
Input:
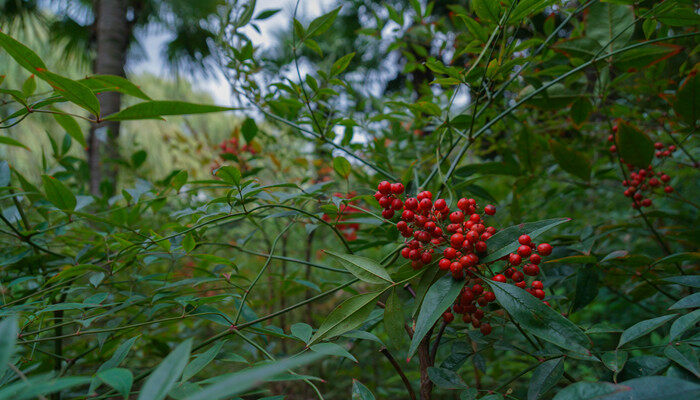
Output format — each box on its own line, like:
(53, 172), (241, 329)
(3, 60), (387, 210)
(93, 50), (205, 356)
(441, 234), (553, 336)
(323, 192), (361, 241)
(608, 129), (676, 208)
(218, 137), (257, 156)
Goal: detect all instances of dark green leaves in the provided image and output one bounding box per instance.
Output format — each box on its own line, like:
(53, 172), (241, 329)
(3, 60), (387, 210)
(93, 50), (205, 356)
(352, 379), (376, 400)
(309, 290), (381, 345)
(0, 316), (18, 377)
(97, 368), (133, 399)
(80, 74), (151, 100)
(137, 339), (192, 400)
(383, 288), (405, 348)
(181, 341), (225, 382)
(481, 218), (570, 263)
(40, 71), (100, 116)
(586, 2), (634, 50)
(215, 166), (241, 185)
(331, 53), (355, 76)
(664, 344), (699, 378)
(673, 69), (698, 126)
(306, 7), (341, 38)
(427, 366), (468, 389)
(42, 175), (76, 211)
(103, 101), (236, 121)
(0, 31), (47, 72)
(241, 117), (258, 142)
(324, 251), (392, 284)
(669, 293), (700, 310)
(489, 281), (591, 356)
(570, 266), (599, 313)
(53, 113), (86, 147)
(549, 140), (591, 181)
(408, 274), (463, 359)
(618, 314), (677, 348)
(528, 357), (564, 400)
(615, 122), (654, 168)
(553, 376), (700, 400)
(332, 156), (352, 179)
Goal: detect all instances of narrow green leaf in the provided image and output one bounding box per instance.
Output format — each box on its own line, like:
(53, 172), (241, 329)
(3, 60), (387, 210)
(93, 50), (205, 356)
(669, 293), (700, 310)
(553, 376), (700, 400)
(310, 343), (357, 362)
(215, 166), (241, 185)
(602, 350), (628, 374)
(325, 251), (392, 284)
(182, 353), (324, 400)
(0, 136), (29, 150)
(408, 274), (463, 359)
(331, 52), (355, 76)
(79, 74), (151, 100)
(384, 288), (405, 348)
(427, 366), (468, 389)
(181, 341), (225, 382)
(615, 122), (654, 168)
(489, 281), (591, 356)
(97, 368), (133, 399)
(309, 291), (382, 345)
(352, 379), (375, 400)
(42, 175), (76, 211)
(332, 156), (352, 179)
(669, 310), (700, 341)
(89, 336), (138, 394)
(38, 70), (100, 116)
(0, 375), (91, 400)
(103, 101), (236, 121)
(306, 7), (341, 38)
(241, 117), (258, 142)
(21, 74), (36, 97)
(528, 357), (564, 400)
(549, 140), (590, 181)
(586, 2), (634, 50)
(0, 316), (18, 377)
(137, 338), (192, 400)
(570, 266), (599, 313)
(618, 314), (677, 348)
(290, 323), (313, 344)
(0, 31), (47, 72)
(663, 275), (700, 288)
(664, 344), (699, 378)
(53, 112), (86, 147)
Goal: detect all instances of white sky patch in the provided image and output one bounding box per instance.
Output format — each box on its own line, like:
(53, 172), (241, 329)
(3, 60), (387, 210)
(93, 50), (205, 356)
(131, 0), (337, 105)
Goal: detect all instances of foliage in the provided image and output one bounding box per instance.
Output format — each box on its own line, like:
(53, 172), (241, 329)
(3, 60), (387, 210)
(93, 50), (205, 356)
(0, 1), (699, 399)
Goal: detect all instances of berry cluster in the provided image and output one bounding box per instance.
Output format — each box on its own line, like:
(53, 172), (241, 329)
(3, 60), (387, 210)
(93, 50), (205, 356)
(218, 137), (257, 156)
(374, 181), (555, 336)
(608, 128), (676, 208)
(441, 234), (553, 335)
(323, 192), (361, 241)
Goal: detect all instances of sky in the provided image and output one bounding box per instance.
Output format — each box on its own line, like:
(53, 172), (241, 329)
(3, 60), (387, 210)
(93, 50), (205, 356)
(132, 0), (337, 105)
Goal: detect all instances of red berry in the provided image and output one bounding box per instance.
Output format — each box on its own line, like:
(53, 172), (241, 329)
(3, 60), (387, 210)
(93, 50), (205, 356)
(536, 243), (552, 256)
(492, 274), (506, 283)
(523, 264), (540, 276)
(378, 196), (392, 208)
(480, 323), (492, 335)
(443, 247), (457, 259)
(484, 205), (496, 215)
(419, 198), (432, 211)
(486, 226), (496, 234)
(421, 251), (433, 264)
(660, 174), (670, 182)
(416, 231), (430, 242)
(449, 211), (464, 223)
(443, 312), (454, 323)
(465, 230), (479, 243)
(664, 186), (674, 193)
(438, 258), (451, 270)
(390, 182), (404, 194)
(654, 142), (664, 150)
(400, 228), (413, 238)
(517, 245), (532, 257)
(457, 198), (469, 211)
(409, 249), (420, 261)
(483, 291), (495, 302)
(469, 213), (481, 223)
(401, 210), (414, 222)
(392, 198), (404, 210)
(532, 280), (544, 290)
(529, 254), (541, 265)
(424, 221), (436, 232)
(450, 262), (463, 279)
(434, 198), (447, 210)
(373, 191), (383, 201)
(512, 271), (524, 282)
(509, 253), (522, 266)
(450, 233), (464, 248)
(534, 289), (546, 300)
(405, 198), (418, 210)
(641, 198), (652, 207)
(515, 281), (527, 289)
(518, 235), (531, 245)
(408, 240), (420, 249)
(475, 241), (487, 253)
(401, 247), (411, 259)
(609, 145), (617, 153)
(382, 209), (395, 219)
(396, 221), (408, 231)
(378, 181), (391, 194)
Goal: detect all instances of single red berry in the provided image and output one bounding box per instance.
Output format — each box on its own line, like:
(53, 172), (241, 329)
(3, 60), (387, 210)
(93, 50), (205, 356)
(469, 213), (481, 223)
(405, 197), (418, 210)
(484, 205), (496, 215)
(450, 262), (463, 279)
(392, 198), (404, 210)
(378, 181), (391, 194)
(421, 251), (433, 264)
(532, 280), (544, 290)
(472, 284), (484, 295)
(400, 228), (413, 238)
(434, 198), (447, 210)
(432, 227), (443, 237)
(414, 215), (427, 227)
(424, 221), (437, 232)
(390, 182), (404, 194)
(457, 198), (469, 211)
(450, 233), (465, 248)
(407, 240), (420, 249)
(483, 291), (495, 302)
(664, 186), (674, 193)
(523, 264), (540, 276)
(382, 209), (395, 219)
(443, 312), (454, 323)
(654, 142), (664, 150)
(408, 249), (421, 261)
(609, 145), (617, 153)
(509, 253), (522, 266)
(419, 198), (432, 211)
(607, 134), (614, 142)
(465, 230), (479, 243)
(401, 247), (411, 259)
(515, 281), (527, 289)
(480, 232), (492, 240)
(438, 258), (451, 270)
(512, 270), (524, 282)
(518, 235), (531, 245)
(401, 210), (414, 222)
(529, 254), (542, 265)
(416, 231), (430, 242)
(660, 174), (670, 182)
(378, 196), (392, 208)
(449, 211), (465, 223)
(396, 221), (408, 231)
(480, 323), (492, 335)
(475, 241), (487, 253)
(641, 198), (652, 207)
(443, 247), (457, 259)
(373, 191), (383, 201)
(612, 125), (618, 133)
(517, 245), (532, 257)
(536, 243), (552, 256)
(534, 289), (546, 300)
(486, 226), (496, 234)
(492, 274), (506, 283)
(461, 289), (474, 303)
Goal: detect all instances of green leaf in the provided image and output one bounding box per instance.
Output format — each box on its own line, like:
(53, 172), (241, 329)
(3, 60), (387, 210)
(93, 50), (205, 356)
(570, 97), (593, 126)
(103, 101), (236, 121)
(53, 112), (86, 147)
(306, 7), (341, 38)
(674, 69), (699, 126)
(613, 44), (681, 72)
(663, 275), (700, 288)
(183, 353), (323, 400)
(97, 368), (133, 399)
(21, 74), (35, 96)
(408, 274), (463, 359)
(42, 175), (76, 211)
(481, 218), (570, 263)
(549, 140), (591, 180)
(90, 336), (138, 394)
(622, 356), (670, 379)
(310, 343), (357, 362)
(669, 310), (700, 341)
(511, 0), (557, 22)
(615, 122), (654, 168)
(570, 266), (598, 313)
(255, 9), (281, 20)
(0, 375), (91, 400)
(291, 323), (313, 344)
(137, 338), (192, 400)
(325, 251), (392, 284)
(552, 37), (601, 60)
(383, 288), (405, 348)
(0, 316), (18, 377)
(241, 117), (258, 142)
(427, 366), (468, 389)
(331, 53), (355, 76)
(309, 291), (382, 344)
(0, 136), (29, 150)
(79, 74), (151, 100)
(586, 2), (634, 50)
(528, 357), (564, 400)
(664, 344), (699, 378)
(471, 0), (501, 23)
(489, 281), (591, 356)
(38, 70), (100, 116)
(181, 341), (225, 382)
(654, 252), (700, 266)
(653, 3), (700, 27)
(602, 350), (628, 374)
(352, 379), (375, 400)
(332, 156), (352, 179)
(618, 314), (677, 348)
(0, 31), (47, 72)
(669, 293), (700, 310)
(553, 376), (700, 400)
(215, 166), (241, 185)
(172, 170), (188, 191)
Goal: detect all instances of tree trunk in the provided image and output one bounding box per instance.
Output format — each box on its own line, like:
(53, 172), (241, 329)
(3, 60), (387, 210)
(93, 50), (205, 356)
(90, 0), (128, 195)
